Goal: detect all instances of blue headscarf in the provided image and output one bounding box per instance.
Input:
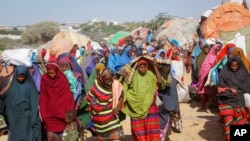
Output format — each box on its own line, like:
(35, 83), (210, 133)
(115, 47), (133, 71)
(107, 47), (119, 72)
(155, 49), (166, 59)
(191, 38), (206, 58)
(170, 39), (181, 49)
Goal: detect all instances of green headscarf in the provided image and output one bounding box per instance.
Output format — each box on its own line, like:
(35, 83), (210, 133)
(122, 69), (157, 119)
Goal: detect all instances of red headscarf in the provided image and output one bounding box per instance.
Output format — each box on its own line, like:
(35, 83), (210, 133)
(137, 58), (149, 69)
(39, 63), (74, 132)
(215, 43), (236, 64)
(166, 47), (181, 60)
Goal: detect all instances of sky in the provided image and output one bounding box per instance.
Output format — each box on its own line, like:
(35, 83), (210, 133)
(0, 0), (221, 26)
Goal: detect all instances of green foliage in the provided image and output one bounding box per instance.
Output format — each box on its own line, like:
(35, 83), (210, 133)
(21, 21), (60, 45)
(0, 38), (22, 50)
(80, 22), (133, 41)
(0, 30), (23, 35)
(147, 12), (173, 31)
(79, 13), (172, 41)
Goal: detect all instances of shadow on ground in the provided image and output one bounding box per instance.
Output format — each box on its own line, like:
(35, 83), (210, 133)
(86, 135), (133, 141)
(197, 115), (224, 141)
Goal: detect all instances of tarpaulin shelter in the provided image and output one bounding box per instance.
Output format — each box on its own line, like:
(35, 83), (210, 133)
(200, 2), (250, 39)
(49, 30), (91, 57)
(156, 18), (199, 49)
(131, 27), (149, 41)
(219, 25), (250, 59)
(108, 31), (130, 45)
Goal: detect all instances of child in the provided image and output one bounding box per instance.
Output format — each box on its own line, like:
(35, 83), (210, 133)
(62, 110), (79, 141)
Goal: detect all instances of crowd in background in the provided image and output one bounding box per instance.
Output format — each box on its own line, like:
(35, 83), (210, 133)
(1, 26), (250, 141)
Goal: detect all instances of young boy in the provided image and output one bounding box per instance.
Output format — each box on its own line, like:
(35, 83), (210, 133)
(62, 110), (79, 141)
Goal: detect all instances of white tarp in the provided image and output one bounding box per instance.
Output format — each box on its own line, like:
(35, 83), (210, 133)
(1, 48), (37, 67)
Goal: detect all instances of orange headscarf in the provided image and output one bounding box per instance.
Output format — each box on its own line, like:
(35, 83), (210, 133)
(232, 47), (250, 73)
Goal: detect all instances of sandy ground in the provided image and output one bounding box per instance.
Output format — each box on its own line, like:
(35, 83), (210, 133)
(0, 72), (224, 141)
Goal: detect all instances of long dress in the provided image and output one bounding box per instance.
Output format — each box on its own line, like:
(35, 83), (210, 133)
(39, 63), (75, 134)
(122, 69), (160, 141)
(1, 65), (41, 141)
(217, 56), (250, 141)
(86, 80), (124, 140)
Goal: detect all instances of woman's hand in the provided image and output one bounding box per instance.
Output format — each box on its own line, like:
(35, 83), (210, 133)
(153, 58), (158, 67)
(230, 88), (238, 95)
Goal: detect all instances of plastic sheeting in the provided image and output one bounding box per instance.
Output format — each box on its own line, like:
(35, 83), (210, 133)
(200, 2), (250, 39)
(156, 18), (199, 49)
(49, 30), (91, 57)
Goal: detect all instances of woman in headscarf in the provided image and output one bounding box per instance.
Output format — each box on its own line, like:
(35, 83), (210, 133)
(155, 48), (166, 59)
(197, 43), (222, 111)
(1, 65), (41, 141)
(58, 56), (84, 108)
(217, 56), (250, 141)
(122, 58), (162, 141)
(196, 44), (211, 78)
(155, 49), (180, 141)
(107, 47), (120, 73)
(85, 55), (100, 78)
(215, 43), (236, 65)
(28, 63), (42, 94)
(57, 53), (83, 83)
(40, 63), (75, 141)
(86, 67), (124, 141)
(77, 63), (105, 136)
(114, 47), (134, 71)
(189, 38), (206, 85)
(232, 47), (250, 73)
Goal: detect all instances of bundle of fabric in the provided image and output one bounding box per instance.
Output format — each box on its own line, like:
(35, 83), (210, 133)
(1, 48), (37, 67)
(119, 56), (171, 85)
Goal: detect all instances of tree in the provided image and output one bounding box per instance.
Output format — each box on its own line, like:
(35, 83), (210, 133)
(21, 21), (60, 45)
(147, 12), (173, 31)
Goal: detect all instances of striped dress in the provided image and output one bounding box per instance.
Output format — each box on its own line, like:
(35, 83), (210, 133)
(86, 80), (122, 136)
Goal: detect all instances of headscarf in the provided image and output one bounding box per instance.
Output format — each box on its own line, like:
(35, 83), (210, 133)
(39, 63), (74, 132)
(166, 47), (181, 60)
(107, 47), (119, 72)
(197, 43), (221, 94)
(196, 44), (210, 75)
(218, 56), (250, 107)
(155, 49), (166, 59)
(215, 43), (236, 64)
(232, 47), (250, 73)
(85, 63), (105, 92)
(170, 39), (181, 49)
(57, 56), (81, 82)
(4, 65), (41, 141)
(115, 47), (133, 71)
(31, 63), (42, 93)
(122, 58), (157, 119)
(191, 38), (206, 58)
(57, 53), (83, 82)
(58, 58), (77, 94)
(85, 55), (99, 77)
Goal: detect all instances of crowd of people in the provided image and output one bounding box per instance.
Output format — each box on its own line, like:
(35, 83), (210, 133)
(1, 26), (250, 141)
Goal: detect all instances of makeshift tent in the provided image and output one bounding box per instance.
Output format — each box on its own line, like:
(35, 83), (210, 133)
(221, 0), (250, 9)
(156, 18), (199, 49)
(108, 31), (130, 45)
(49, 30), (91, 57)
(219, 25), (250, 59)
(131, 27), (149, 41)
(200, 2), (250, 39)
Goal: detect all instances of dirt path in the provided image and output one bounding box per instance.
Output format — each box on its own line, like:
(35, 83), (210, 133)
(0, 72), (224, 141)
